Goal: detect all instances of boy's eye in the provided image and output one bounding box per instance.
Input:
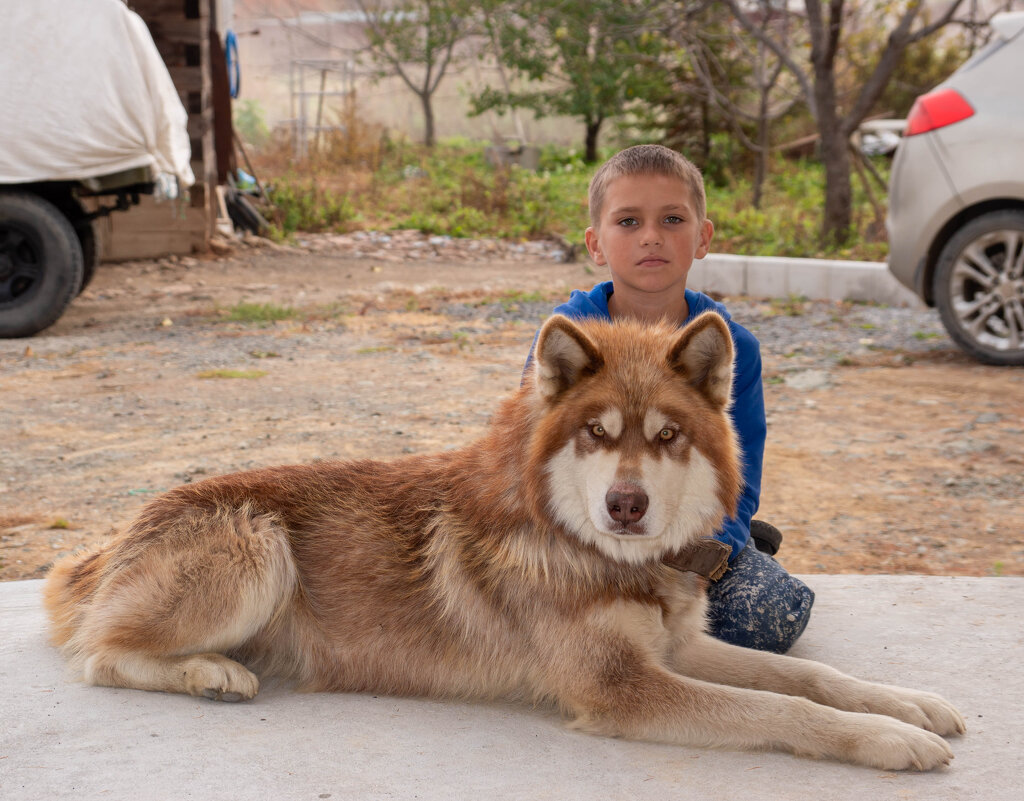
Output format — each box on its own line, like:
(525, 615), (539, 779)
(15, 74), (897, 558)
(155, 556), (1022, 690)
(663, 215), (684, 224)
(616, 217), (638, 227)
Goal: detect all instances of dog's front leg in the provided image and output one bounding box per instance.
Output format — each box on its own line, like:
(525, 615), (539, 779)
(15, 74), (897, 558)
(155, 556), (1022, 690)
(669, 632), (965, 737)
(556, 648), (954, 770)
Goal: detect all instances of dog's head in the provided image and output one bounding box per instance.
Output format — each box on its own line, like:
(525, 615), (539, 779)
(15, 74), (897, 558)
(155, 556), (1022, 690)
(527, 313), (741, 565)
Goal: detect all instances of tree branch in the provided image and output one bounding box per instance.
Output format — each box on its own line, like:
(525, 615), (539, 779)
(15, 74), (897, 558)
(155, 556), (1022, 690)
(721, 0), (817, 119)
(842, 0), (968, 136)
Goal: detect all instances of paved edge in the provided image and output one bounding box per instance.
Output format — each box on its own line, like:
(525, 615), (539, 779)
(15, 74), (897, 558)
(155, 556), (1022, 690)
(693, 254), (922, 307)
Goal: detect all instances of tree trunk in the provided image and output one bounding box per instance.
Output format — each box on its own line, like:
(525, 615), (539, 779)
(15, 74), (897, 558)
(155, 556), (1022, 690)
(584, 118), (603, 163)
(819, 122), (853, 247)
(810, 38), (852, 247)
(752, 91), (770, 209)
(421, 93), (436, 148)
(700, 98), (711, 165)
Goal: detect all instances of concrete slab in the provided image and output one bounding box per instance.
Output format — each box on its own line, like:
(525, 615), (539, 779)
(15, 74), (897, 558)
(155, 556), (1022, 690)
(2, 576), (1021, 801)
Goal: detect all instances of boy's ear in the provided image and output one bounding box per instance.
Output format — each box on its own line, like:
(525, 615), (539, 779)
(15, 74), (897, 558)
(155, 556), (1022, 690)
(584, 227), (607, 266)
(696, 218), (714, 259)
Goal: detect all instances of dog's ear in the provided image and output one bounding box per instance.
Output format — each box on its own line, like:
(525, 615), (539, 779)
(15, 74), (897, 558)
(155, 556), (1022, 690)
(534, 315), (604, 399)
(668, 312), (734, 410)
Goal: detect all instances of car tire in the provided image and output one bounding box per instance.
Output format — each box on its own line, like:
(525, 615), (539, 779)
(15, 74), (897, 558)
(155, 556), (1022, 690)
(0, 192), (85, 338)
(933, 208), (1024, 366)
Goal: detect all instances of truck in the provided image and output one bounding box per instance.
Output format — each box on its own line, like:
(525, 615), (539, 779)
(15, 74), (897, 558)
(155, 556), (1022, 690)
(0, 0), (194, 338)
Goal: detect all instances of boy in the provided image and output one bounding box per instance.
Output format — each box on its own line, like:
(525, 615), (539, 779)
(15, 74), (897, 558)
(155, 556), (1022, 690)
(526, 144), (814, 653)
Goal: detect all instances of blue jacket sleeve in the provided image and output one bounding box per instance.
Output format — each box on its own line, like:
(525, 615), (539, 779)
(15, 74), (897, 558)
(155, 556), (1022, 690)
(716, 323), (766, 562)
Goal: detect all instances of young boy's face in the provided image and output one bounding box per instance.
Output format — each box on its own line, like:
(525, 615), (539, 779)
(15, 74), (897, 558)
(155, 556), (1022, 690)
(585, 173), (713, 303)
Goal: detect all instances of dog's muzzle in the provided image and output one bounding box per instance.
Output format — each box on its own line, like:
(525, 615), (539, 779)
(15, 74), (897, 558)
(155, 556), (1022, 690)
(606, 487), (648, 535)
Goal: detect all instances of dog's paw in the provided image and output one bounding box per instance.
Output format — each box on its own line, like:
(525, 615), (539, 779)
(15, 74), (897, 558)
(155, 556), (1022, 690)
(856, 684), (966, 736)
(841, 714), (954, 771)
(181, 653), (259, 702)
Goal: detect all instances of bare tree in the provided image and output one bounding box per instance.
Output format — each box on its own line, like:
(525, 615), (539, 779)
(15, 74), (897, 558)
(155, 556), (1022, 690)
(355, 0), (476, 147)
(676, 3), (804, 207)
(722, 0), (971, 245)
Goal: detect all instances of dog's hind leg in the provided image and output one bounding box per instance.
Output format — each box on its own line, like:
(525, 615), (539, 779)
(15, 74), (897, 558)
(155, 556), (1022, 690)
(83, 650), (262, 702)
(67, 506), (297, 701)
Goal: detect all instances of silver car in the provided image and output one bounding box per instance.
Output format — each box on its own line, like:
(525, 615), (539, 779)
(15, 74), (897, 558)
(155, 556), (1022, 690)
(887, 11), (1024, 365)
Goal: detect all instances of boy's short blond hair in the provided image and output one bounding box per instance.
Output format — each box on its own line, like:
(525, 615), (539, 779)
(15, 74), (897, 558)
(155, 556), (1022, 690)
(588, 144), (706, 228)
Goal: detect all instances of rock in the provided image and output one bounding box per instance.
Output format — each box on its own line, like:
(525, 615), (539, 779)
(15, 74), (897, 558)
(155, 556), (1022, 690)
(209, 238), (235, 256)
(947, 438), (997, 455)
(784, 369), (832, 391)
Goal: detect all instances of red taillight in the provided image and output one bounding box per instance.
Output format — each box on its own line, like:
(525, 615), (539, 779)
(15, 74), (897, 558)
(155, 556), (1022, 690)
(904, 88), (975, 136)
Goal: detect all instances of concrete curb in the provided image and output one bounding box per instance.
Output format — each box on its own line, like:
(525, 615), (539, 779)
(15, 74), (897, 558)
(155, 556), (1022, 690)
(692, 253), (922, 307)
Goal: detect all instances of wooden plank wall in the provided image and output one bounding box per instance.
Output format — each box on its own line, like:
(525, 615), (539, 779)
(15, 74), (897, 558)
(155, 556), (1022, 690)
(98, 0), (216, 260)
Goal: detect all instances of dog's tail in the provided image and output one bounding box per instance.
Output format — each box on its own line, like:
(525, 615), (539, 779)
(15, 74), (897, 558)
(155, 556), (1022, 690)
(43, 547), (110, 648)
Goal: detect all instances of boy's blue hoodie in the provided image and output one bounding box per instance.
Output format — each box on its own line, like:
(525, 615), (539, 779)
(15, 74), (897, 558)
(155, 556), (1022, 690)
(525, 281), (765, 562)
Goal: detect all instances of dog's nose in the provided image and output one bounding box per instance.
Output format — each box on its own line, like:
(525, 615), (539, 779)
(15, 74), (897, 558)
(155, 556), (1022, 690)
(606, 489), (649, 524)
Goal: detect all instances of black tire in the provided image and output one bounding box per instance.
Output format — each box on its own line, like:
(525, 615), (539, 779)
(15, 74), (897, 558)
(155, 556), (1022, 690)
(933, 209), (1024, 366)
(0, 192), (84, 338)
(74, 217), (102, 294)
(226, 188), (269, 235)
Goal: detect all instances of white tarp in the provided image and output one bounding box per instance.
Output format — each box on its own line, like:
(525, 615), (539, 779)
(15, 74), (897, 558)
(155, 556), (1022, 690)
(0, 0), (194, 188)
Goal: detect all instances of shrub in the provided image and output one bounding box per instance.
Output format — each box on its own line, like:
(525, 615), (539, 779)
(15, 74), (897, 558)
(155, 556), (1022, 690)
(252, 128), (889, 260)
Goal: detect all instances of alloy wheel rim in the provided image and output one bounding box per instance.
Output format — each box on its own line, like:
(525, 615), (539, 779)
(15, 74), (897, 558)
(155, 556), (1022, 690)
(950, 228), (1024, 353)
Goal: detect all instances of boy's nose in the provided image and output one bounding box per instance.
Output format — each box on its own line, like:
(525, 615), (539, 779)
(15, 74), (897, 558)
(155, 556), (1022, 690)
(641, 229), (661, 246)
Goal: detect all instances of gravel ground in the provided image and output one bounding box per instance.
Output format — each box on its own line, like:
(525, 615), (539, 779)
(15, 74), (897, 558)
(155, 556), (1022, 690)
(1, 235), (1021, 580)
(439, 293), (954, 369)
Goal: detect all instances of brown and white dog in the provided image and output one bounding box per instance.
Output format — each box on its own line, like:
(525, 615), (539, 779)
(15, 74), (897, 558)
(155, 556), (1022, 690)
(44, 313), (964, 770)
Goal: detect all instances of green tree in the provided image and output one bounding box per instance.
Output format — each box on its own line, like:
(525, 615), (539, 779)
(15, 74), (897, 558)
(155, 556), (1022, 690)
(355, 0), (477, 147)
(473, 0), (672, 162)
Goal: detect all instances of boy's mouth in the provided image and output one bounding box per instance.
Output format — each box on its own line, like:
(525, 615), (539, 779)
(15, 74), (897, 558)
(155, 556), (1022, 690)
(637, 255), (668, 266)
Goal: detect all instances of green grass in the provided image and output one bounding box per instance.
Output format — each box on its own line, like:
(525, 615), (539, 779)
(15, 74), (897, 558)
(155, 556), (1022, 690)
(475, 289), (555, 310)
(197, 369), (268, 380)
(707, 157), (889, 261)
(766, 295), (810, 317)
(221, 302), (297, 323)
(260, 139), (891, 261)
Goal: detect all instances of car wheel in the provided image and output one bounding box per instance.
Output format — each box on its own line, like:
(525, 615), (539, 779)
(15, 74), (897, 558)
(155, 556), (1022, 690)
(933, 209), (1024, 366)
(0, 192), (84, 338)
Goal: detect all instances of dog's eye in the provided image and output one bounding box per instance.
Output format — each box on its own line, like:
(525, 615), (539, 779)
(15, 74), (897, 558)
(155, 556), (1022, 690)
(658, 428), (675, 442)
(590, 424), (606, 438)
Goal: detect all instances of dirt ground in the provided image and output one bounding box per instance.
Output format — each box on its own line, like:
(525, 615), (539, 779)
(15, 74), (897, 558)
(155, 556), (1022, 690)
(1, 238), (1022, 581)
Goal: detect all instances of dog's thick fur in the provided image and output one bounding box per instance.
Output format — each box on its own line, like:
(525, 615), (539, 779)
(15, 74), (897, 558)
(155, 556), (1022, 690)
(44, 313), (964, 770)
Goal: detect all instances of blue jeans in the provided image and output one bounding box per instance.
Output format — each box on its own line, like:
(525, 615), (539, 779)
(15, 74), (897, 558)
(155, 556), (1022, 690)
(704, 541), (815, 654)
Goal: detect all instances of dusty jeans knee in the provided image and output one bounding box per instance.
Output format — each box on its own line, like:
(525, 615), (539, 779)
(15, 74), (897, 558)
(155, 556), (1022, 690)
(704, 540), (815, 654)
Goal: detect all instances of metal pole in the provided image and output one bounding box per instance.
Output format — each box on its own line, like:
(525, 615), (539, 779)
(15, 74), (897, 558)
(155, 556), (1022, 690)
(314, 68), (328, 154)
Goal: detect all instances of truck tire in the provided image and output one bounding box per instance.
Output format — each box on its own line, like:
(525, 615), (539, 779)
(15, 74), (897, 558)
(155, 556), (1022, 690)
(74, 217), (102, 294)
(0, 192), (84, 337)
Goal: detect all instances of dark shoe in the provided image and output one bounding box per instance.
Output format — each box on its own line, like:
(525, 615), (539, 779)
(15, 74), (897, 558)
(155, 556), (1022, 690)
(750, 520), (783, 556)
